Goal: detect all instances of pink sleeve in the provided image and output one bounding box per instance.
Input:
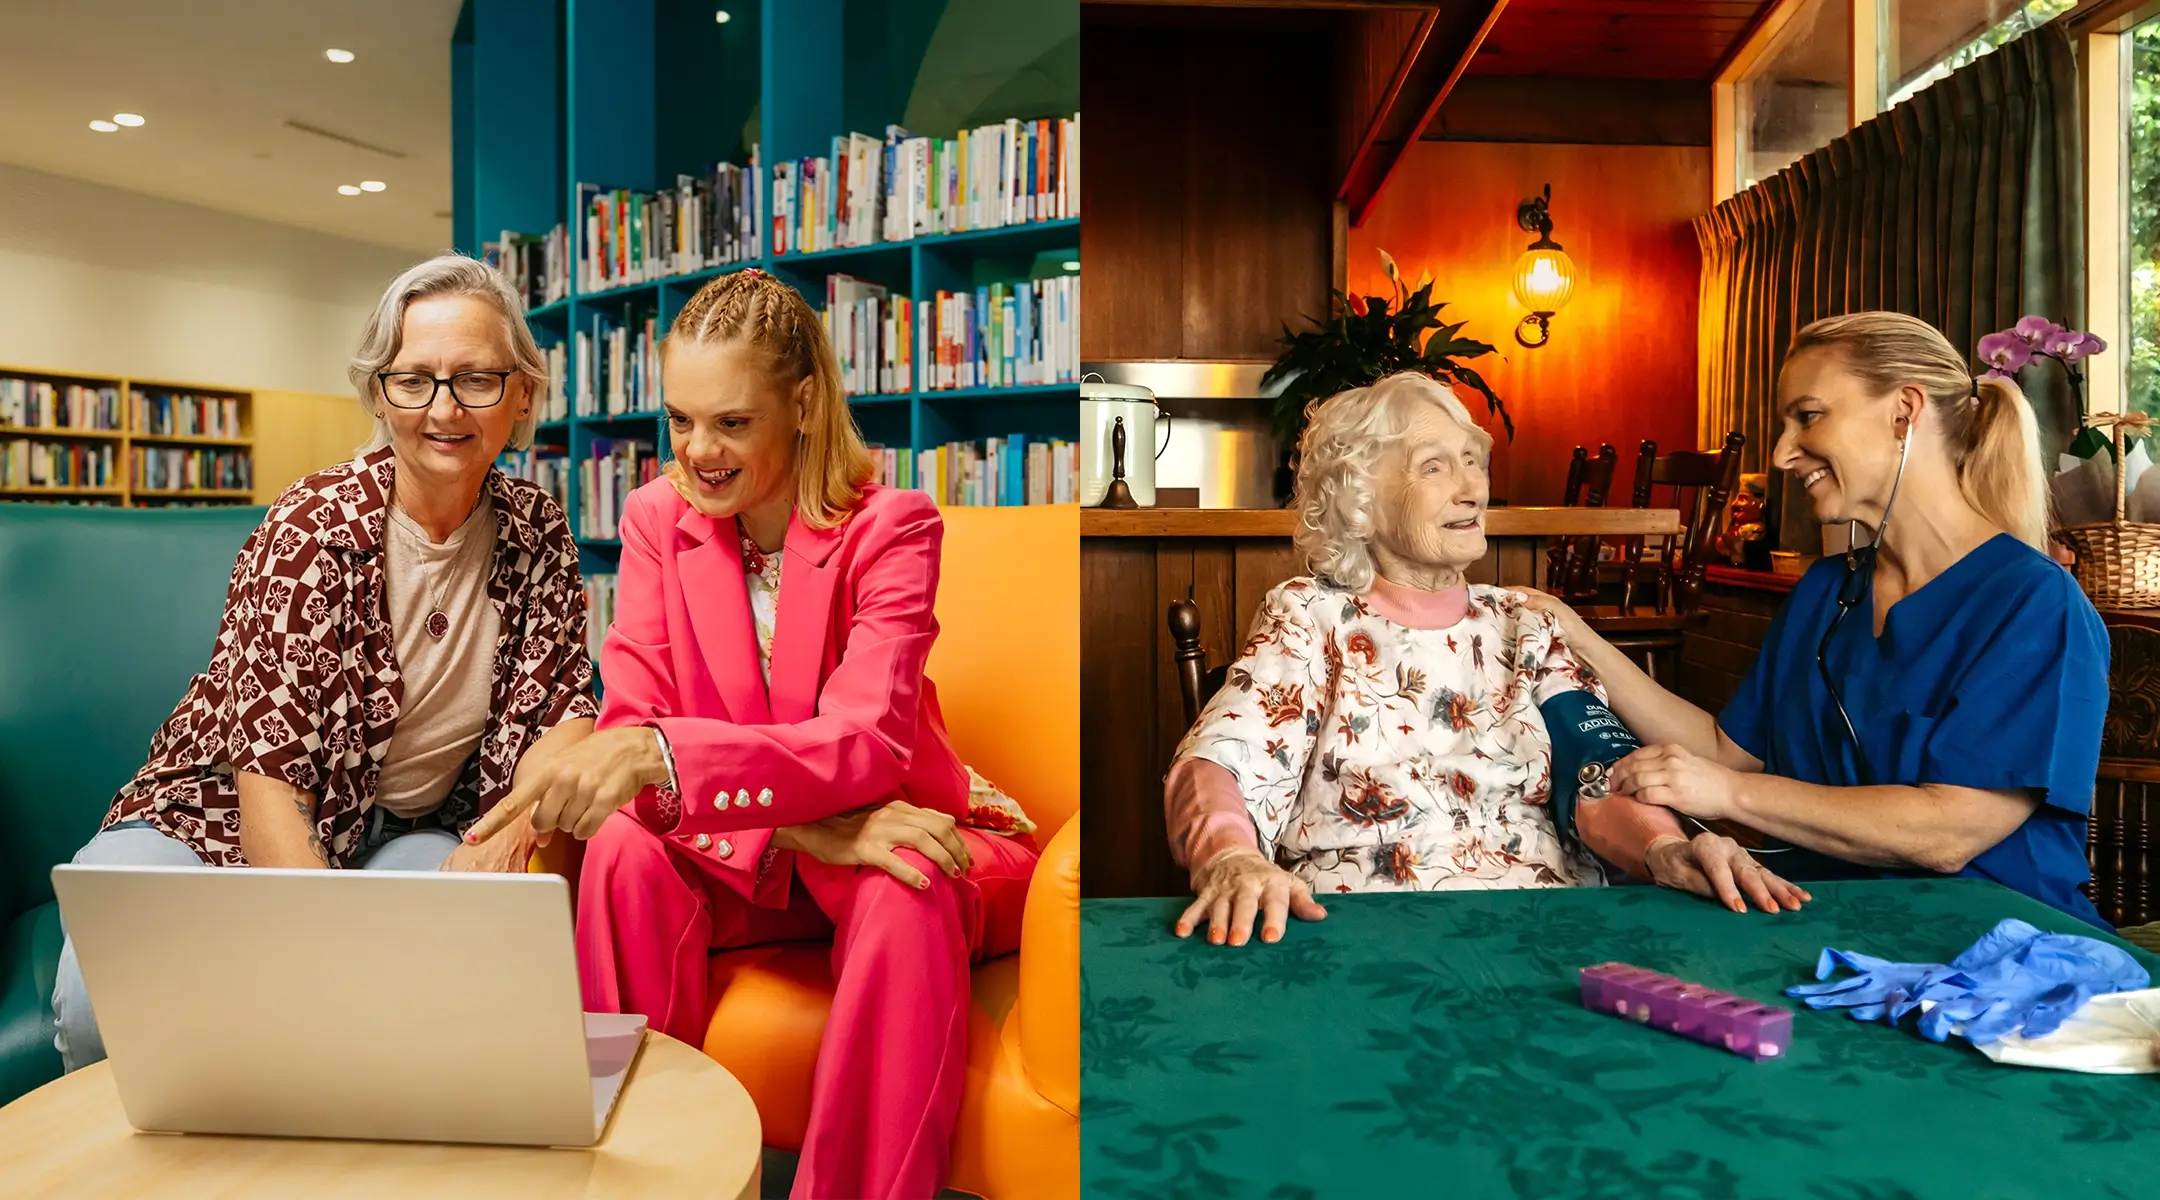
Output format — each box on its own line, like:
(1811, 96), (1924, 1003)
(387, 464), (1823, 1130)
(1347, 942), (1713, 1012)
(1164, 758), (1260, 874)
(649, 492), (945, 835)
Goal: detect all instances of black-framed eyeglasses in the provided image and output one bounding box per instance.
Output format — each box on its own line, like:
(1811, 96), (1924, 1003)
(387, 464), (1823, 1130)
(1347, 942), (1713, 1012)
(376, 370), (517, 409)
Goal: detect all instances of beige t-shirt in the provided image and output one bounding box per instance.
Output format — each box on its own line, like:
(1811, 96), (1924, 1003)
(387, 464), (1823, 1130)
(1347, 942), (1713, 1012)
(373, 499), (501, 819)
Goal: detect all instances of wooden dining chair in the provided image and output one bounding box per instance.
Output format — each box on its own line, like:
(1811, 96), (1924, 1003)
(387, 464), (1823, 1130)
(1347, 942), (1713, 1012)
(1574, 432), (1744, 682)
(1548, 443), (1618, 603)
(2091, 617), (2159, 931)
(1168, 598), (1229, 728)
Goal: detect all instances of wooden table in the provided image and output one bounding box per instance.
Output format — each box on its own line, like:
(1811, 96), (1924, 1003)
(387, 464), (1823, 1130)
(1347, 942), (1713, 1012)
(1081, 506), (1682, 897)
(0, 1032), (760, 1199)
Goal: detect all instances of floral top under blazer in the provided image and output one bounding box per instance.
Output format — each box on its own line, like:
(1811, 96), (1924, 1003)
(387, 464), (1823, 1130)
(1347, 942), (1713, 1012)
(102, 445), (600, 866)
(1174, 578), (1607, 894)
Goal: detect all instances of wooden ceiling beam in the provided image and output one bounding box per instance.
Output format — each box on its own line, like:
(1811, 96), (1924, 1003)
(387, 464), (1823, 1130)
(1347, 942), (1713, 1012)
(1338, 0), (1510, 227)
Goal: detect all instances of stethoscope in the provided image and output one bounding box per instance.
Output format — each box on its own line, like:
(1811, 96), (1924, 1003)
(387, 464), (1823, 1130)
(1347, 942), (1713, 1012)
(1574, 423), (1911, 852)
(1817, 421), (1910, 790)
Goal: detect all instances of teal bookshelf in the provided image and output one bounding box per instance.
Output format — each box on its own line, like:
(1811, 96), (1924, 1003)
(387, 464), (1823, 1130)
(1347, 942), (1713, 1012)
(453, 0), (1081, 593)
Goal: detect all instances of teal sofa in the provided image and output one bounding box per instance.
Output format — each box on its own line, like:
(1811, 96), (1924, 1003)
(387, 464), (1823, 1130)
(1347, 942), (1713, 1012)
(0, 502), (267, 1104)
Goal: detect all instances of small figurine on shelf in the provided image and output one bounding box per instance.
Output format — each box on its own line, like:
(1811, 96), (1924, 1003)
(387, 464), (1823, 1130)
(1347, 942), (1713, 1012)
(1719, 473), (1768, 566)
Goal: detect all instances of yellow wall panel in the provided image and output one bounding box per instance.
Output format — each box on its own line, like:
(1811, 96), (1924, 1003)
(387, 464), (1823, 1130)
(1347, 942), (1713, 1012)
(251, 389), (372, 503)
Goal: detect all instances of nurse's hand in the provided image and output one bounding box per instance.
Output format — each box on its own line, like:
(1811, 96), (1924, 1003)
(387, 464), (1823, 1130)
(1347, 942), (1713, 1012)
(1646, 833), (1810, 914)
(1610, 743), (1740, 822)
(1511, 587), (1587, 638)
(1175, 848), (1327, 946)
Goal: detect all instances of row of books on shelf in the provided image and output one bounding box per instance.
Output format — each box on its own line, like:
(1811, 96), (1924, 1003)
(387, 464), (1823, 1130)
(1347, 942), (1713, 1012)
(135, 392), (243, 439)
(2, 440), (117, 489)
(0, 441), (253, 493)
(495, 433), (1073, 543)
(774, 113), (1079, 255)
(582, 574), (618, 664)
(872, 436), (1079, 507)
(492, 113), (1080, 307)
(580, 438), (660, 540)
(574, 314), (662, 419)
(824, 273), (1080, 398)
(577, 154), (765, 295)
(488, 226), (572, 314)
(134, 446), (251, 493)
(1, 379), (122, 432)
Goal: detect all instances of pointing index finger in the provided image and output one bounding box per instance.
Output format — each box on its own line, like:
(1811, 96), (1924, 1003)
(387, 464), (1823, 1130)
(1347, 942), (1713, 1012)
(467, 782), (539, 844)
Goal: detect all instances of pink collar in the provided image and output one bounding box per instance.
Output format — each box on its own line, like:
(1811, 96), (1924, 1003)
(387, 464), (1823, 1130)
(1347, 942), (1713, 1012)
(1363, 574), (1472, 630)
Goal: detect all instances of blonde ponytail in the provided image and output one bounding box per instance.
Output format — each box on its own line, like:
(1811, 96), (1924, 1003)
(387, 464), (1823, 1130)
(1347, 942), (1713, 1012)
(1963, 374), (2049, 550)
(1787, 312), (2051, 552)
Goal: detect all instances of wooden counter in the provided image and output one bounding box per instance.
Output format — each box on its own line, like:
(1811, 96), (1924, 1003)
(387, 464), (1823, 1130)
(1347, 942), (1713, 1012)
(1081, 507), (1682, 538)
(1081, 505), (1683, 898)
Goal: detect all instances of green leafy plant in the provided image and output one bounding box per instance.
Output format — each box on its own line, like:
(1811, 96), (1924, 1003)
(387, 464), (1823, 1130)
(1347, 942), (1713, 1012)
(1262, 249), (1513, 446)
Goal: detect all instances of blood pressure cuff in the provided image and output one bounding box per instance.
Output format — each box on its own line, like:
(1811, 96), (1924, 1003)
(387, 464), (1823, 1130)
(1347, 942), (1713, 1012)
(1540, 688), (1643, 850)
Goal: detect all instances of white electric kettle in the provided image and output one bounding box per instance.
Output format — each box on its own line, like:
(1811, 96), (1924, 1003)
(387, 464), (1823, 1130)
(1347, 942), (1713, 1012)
(1080, 378), (1170, 506)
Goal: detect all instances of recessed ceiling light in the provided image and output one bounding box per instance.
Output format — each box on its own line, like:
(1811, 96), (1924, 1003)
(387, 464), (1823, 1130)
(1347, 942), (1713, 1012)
(89, 120), (119, 132)
(338, 184), (362, 196)
(1062, 260), (1081, 271)
(112, 113), (144, 127)
(359, 180), (387, 192)
(714, 10), (731, 22)
(324, 48), (356, 63)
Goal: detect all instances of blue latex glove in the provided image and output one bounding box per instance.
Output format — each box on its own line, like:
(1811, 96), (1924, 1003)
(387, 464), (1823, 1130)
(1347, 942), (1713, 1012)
(1785, 948), (1958, 1024)
(1911, 919), (2149, 1044)
(1788, 919), (2151, 1046)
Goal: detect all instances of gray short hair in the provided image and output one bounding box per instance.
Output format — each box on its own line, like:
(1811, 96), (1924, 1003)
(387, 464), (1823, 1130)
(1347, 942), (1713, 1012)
(349, 254), (545, 454)
(1291, 372), (1492, 591)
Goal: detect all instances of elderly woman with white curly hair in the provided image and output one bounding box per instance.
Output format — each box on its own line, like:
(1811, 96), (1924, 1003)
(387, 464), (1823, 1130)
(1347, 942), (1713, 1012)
(48, 253), (599, 1073)
(1164, 372), (1809, 947)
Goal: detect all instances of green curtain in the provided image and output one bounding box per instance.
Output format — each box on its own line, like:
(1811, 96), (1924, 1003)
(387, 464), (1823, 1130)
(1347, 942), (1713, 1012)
(1696, 24), (2083, 553)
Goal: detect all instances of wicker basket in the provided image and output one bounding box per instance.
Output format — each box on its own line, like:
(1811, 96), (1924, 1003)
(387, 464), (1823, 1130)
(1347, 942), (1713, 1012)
(2054, 413), (2160, 608)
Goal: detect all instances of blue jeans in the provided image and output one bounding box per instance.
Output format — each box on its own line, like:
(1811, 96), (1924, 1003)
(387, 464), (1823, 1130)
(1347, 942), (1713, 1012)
(50, 817), (461, 1073)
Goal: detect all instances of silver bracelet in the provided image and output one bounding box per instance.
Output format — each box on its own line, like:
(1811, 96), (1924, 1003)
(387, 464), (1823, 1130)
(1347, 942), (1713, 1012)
(648, 724), (681, 794)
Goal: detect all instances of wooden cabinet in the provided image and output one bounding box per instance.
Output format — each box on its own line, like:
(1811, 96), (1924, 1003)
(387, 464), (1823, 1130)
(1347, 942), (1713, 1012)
(1080, 6), (1334, 362)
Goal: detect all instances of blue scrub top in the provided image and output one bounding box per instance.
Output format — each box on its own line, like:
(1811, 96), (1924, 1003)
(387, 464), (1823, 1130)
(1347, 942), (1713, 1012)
(1718, 534), (2111, 926)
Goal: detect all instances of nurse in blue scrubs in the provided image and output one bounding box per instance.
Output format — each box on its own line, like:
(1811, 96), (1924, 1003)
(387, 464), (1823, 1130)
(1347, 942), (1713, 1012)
(1528, 311), (2111, 926)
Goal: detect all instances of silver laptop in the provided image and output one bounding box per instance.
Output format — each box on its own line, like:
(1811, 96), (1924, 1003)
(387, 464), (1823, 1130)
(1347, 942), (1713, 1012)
(50, 864), (645, 1148)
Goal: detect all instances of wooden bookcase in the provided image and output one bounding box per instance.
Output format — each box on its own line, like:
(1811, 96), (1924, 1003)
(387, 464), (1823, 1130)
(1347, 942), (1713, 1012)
(0, 364), (255, 506)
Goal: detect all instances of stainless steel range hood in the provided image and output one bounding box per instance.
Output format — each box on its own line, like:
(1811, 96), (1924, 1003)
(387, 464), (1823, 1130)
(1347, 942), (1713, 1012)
(1083, 361), (1285, 508)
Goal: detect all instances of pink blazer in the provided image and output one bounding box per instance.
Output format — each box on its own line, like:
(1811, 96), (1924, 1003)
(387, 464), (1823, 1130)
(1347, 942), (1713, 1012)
(596, 478), (970, 907)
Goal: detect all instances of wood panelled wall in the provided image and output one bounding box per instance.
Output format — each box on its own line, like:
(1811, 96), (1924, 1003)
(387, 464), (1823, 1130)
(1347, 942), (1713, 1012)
(1080, 7), (1334, 362)
(1345, 140), (1709, 507)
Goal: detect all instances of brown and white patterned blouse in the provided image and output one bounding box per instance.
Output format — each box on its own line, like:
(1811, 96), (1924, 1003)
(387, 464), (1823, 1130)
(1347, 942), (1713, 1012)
(102, 445), (600, 866)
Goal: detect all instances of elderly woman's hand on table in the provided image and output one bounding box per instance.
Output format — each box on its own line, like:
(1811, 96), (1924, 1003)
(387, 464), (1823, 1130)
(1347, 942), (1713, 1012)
(1175, 849), (1328, 947)
(1644, 831), (1809, 914)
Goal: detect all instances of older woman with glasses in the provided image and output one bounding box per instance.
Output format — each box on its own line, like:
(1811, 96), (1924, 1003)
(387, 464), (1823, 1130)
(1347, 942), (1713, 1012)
(47, 253), (599, 1073)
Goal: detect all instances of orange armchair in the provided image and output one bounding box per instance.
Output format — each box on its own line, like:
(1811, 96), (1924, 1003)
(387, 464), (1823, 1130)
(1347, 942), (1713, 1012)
(685, 504), (1077, 1199)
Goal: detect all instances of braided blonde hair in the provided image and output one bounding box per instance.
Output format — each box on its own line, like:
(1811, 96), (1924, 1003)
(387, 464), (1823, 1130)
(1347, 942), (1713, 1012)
(665, 269), (874, 528)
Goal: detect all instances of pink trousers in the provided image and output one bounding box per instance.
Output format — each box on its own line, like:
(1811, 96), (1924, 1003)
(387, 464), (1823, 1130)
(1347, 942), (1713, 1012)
(575, 812), (1037, 1200)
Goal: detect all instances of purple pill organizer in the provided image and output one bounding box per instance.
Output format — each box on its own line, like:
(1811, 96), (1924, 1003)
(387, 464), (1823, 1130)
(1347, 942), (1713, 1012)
(1579, 962), (1793, 1061)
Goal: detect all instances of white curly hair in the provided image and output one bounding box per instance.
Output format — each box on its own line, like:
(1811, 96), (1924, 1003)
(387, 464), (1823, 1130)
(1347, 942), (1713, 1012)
(1291, 371), (1492, 591)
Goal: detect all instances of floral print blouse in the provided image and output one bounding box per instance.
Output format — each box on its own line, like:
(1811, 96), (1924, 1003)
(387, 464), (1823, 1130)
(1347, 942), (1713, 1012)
(1173, 578), (1607, 894)
(101, 446), (600, 866)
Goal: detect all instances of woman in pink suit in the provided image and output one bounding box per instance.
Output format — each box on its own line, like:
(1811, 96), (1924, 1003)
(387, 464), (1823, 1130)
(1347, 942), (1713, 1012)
(465, 268), (1039, 1199)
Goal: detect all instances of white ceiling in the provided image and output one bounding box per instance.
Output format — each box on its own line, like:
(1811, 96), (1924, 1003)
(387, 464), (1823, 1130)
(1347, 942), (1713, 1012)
(0, 0), (462, 253)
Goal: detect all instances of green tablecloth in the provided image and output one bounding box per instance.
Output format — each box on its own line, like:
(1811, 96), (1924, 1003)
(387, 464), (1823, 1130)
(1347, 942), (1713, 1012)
(1082, 879), (2160, 1199)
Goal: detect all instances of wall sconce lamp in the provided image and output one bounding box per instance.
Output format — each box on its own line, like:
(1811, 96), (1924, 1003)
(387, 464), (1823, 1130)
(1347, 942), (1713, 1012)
(1511, 183), (1577, 349)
